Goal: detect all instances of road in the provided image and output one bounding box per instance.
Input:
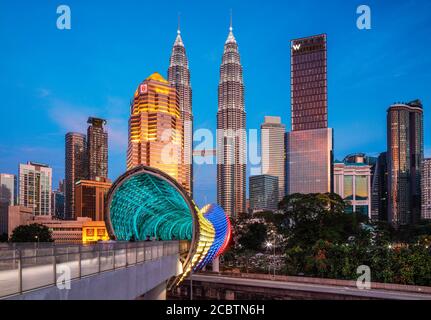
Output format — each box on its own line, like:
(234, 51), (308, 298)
(191, 274), (431, 300)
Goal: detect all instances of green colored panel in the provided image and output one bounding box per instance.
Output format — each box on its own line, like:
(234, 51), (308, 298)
(110, 173), (193, 241)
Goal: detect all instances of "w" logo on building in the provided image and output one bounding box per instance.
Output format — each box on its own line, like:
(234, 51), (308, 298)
(292, 44), (301, 51)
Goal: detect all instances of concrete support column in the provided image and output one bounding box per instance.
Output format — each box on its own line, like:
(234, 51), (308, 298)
(212, 257), (220, 272)
(141, 281), (167, 300)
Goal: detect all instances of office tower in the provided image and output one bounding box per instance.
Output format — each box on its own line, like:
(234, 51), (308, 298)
(0, 173), (15, 205)
(19, 162), (52, 216)
(333, 156), (372, 217)
(387, 100), (423, 226)
(286, 34), (333, 195)
(371, 152), (388, 221)
(127, 73), (186, 189)
(421, 158), (431, 220)
(249, 175), (279, 213)
(168, 24), (193, 196)
(216, 21), (246, 218)
(75, 177), (112, 221)
(51, 191), (65, 219)
(58, 179), (65, 193)
(0, 173), (16, 235)
(261, 116), (286, 202)
(87, 117), (108, 180)
(65, 132), (86, 220)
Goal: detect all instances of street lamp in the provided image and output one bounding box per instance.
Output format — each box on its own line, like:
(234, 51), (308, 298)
(265, 241), (275, 276)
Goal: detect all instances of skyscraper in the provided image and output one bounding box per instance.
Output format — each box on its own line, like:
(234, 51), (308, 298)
(127, 73), (186, 189)
(65, 132), (86, 219)
(387, 100), (423, 226)
(19, 162), (52, 216)
(261, 116), (286, 202)
(87, 117), (108, 180)
(0, 173), (16, 235)
(249, 175), (279, 213)
(217, 20), (246, 218)
(422, 158), (431, 220)
(0, 173), (15, 205)
(168, 24), (193, 196)
(75, 177), (112, 221)
(371, 152), (388, 221)
(286, 34), (333, 195)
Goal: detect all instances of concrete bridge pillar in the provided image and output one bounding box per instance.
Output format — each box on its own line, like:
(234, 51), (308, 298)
(212, 257), (220, 272)
(141, 281), (167, 300)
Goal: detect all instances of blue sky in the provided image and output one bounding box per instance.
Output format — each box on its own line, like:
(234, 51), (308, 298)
(0, 0), (430, 207)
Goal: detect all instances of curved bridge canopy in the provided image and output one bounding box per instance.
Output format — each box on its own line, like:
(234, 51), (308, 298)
(106, 166), (197, 242)
(105, 165), (231, 287)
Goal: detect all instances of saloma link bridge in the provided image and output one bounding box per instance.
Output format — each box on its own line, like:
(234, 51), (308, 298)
(106, 165), (232, 287)
(0, 165), (231, 300)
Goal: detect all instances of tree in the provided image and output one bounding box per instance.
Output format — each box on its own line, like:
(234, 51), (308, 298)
(238, 222), (267, 252)
(278, 193), (366, 248)
(10, 224), (53, 243)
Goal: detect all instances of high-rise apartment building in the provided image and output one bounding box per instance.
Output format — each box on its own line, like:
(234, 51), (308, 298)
(249, 175), (279, 213)
(421, 158), (431, 220)
(19, 162), (52, 216)
(65, 132), (86, 220)
(87, 117), (108, 180)
(75, 177), (112, 222)
(333, 156), (372, 217)
(387, 100), (423, 226)
(127, 73), (186, 189)
(261, 116), (286, 202)
(286, 34), (333, 195)
(168, 25), (193, 196)
(217, 22), (246, 218)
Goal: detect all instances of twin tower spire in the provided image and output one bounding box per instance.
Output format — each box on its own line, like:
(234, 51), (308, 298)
(167, 14), (245, 217)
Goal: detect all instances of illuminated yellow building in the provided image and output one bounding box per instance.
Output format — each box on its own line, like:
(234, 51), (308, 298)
(82, 220), (109, 243)
(127, 72), (188, 192)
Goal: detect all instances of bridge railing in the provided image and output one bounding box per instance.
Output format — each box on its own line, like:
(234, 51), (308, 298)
(0, 241), (180, 299)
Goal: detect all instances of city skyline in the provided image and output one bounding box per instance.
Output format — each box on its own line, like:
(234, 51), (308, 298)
(1, 1), (431, 207)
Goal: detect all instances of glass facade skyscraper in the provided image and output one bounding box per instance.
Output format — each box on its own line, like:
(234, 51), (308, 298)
(261, 116), (286, 201)
(387, 100), (423, 226)
(291, 34), (327, 131)
(371, 152), (388, 221)
(286, 34), (333, 195)
(249, 175), (279, 212)
(0, 173), (16, 235)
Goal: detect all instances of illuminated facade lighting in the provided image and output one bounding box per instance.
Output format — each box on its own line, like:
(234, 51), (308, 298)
(127, 73), (189, 193)
(105, 165), (231, 287)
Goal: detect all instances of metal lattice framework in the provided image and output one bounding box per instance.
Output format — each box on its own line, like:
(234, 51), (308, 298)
(105, 165), (231, 287)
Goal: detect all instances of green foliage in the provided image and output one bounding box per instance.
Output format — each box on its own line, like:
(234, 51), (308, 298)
(10, 224), (53, 243)
(223, 192), (431, 287)
(279, 192), (369, 248)
(238, 222), (267, 251)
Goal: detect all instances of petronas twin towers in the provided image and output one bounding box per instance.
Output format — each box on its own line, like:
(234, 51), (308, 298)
(168, 19), (246, 217)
